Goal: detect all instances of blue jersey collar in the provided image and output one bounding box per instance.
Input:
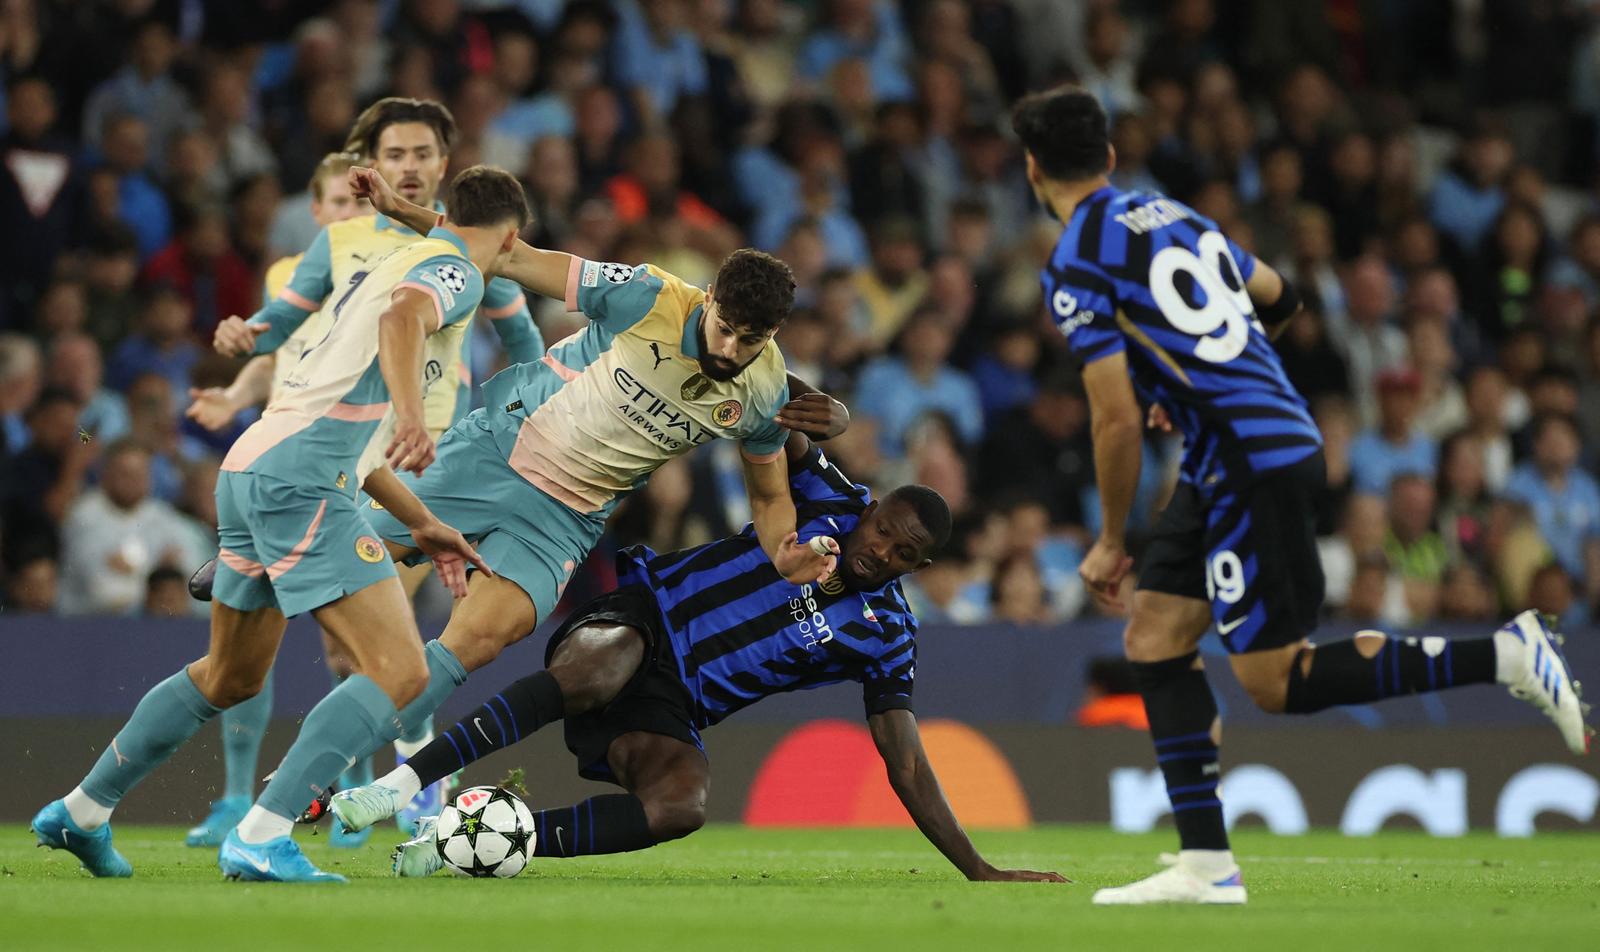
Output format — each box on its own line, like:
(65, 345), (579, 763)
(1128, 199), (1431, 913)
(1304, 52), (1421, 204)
(681, 303), (704, 358)
(425, 224), (471, 259)
(375, 200), (447, 234)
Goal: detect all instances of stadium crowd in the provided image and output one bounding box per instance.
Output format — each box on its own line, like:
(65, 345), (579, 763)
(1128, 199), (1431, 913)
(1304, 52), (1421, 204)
(1, 0), (1599, 631)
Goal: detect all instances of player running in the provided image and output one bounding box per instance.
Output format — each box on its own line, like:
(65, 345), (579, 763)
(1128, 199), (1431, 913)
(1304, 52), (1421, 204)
(192, 165), (840, 844)
(31, 167), (529, 884)
(187, 99), (547, 841)
(331, 424), (1065, 885)
(1012, 86), (1591, 905)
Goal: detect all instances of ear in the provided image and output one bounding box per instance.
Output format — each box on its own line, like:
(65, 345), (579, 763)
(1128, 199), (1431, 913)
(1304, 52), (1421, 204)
(861, 499), (879, 518)
(1024, 151), (1040, 186)
(500, 227), (517, 254)
(1106, 143), (1118, 175)
(913, 557), (934, 572)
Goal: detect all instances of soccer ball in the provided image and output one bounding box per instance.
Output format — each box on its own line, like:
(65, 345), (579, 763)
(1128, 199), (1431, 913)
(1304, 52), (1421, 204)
(434, 785), (536, 878)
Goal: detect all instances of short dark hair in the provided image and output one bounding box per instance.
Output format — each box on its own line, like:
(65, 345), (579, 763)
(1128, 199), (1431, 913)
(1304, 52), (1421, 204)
(711, 249), (795, 334)
(886, 484), (952, 555)
(1010, 85), (1111, 183)
(1532, 412), (1580, 443)
(445, 166), (531, 230)
(346, 97), (458, 158)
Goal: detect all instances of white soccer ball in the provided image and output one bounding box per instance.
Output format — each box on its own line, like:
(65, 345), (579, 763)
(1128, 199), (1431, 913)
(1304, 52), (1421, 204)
(433, 785), (536, 878)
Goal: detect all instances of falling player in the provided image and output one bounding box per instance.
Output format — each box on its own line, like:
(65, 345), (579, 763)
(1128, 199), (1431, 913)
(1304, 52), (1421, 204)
(31, 167), (529, 883)
(186, 99), (547, 841)
(333, 422), (1064, 885)
(1012, 86), (1590, 905)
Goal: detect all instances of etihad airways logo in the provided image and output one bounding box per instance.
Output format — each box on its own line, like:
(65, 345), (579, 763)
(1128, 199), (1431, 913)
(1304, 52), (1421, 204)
(612, 367), (716, 450)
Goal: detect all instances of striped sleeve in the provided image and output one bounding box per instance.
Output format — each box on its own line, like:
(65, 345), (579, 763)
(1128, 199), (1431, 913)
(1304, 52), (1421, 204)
(1043, 259), (1124, 366)
(790, 445), (870, 521)
(859, 602), (916, 716)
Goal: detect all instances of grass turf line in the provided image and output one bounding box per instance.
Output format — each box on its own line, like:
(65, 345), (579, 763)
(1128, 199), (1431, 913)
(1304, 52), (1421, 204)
(3, 824), (1598, 951)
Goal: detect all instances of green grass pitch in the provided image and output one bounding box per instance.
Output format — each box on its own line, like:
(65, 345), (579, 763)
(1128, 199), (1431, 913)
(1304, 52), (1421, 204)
(4, 824), (1598, 951)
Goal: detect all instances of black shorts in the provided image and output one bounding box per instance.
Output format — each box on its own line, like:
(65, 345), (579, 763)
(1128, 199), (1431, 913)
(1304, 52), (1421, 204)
(1137, 452), (1326, 653)
(543, 585), (705, 784)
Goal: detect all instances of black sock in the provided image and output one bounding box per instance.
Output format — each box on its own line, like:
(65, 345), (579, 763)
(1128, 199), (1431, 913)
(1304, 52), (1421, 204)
(532, 794), (655, 857)
(1285, 635), (1498, 714)
(1132, 652), (1229, 851)
(405, 671), (565, 786)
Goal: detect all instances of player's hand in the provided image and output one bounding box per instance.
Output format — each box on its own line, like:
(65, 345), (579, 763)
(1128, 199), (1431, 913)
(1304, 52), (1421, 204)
(348, 166), (401, 215)
(774, 531), (837, 585)
(775, 392), (850, 441)
(386, 418), (435, 475)
(186, 386), (240, 432)
(1079, 536), (1134, 614)
(214, 316), (268, 356)
(1146, 403), (1172, 432)
(411, 519), (494, 598)
(970, 865), (1071, 884)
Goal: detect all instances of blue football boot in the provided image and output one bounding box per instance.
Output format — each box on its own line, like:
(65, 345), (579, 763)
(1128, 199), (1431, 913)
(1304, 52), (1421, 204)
(218, 829), (346, 883)
(185, 795), (251, 847)
(31, 800), (133, 878)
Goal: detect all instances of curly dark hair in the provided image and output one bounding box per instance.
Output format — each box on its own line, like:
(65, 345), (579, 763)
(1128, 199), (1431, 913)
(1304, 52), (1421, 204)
(447, 166), (531, 231)
(1010, 85), (1111, 183)
(345, 97), (458, 159)
(710, 249), (796, 334)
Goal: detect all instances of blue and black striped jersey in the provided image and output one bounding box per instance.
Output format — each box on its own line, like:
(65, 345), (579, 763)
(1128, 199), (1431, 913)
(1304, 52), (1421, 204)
(1042, 186), (1321, 492)
(617, 446), (917, 729)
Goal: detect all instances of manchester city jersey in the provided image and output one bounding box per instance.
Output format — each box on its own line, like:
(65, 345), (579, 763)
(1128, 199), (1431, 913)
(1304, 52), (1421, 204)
(618, 445), (916, 729)
(478, 260), (790, 519)
(1042, 186), (1321, 492)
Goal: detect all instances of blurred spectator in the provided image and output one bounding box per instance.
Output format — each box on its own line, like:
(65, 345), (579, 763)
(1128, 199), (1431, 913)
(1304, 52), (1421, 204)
(1436, 430), (1494, 568)
(3, 552), (59, 614)
(1547, 215), (1600, 312)
(853, 217), (928, 347)
(988, 551), (1051, 625)
(1329, 254), (1406, 426)
(0, 76), (85, 328)
(81, 19), (189, 164)
(97, 114), (172, 260)
(1076, 657), (1149, 730)
(142, 565), (192, 617)
(1383, 473), (1446, 622)
(1469, 200), (1550, 344)
(142, 204), (257, 336)
(0, 332), (42, 453)
(3, 388), (90, 538)
(46, 332), (128, 444)
(1074, 6), (1142, 121)
(1427, 118), (1512, 258)
(1438, 562), (1499, 623)
(1312, 395), (1356, 537)
(1501, 414), (1600, 608)
(977, 372), (1091, 531)
(797, 0), (913, 103)
(1407, 316), (1467, 438)
(197, 62), (277, 190)
(1349, 368), (1437, 496)
(969, 321), (1039, 423)
(1274, 306), (1350, 403)
(58, 440), (193, 616)
(854, 307), (982, 456)
(123, 371), (209, 505)
(108, 287), (201, 400)
(1463, 364), (1516, 493)
(611, 0), (708, 124)
(1526, 562), (1578, 627)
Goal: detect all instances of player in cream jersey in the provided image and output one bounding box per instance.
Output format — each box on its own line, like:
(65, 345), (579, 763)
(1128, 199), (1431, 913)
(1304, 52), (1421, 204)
(238, 169), (840, 823)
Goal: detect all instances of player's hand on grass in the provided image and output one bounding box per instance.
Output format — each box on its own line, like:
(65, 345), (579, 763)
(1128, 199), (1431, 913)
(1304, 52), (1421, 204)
(349, 166), (401, 215)
(213, 316), (267, 356)
(411, 519), (493, 597)
(1079, 536), (1134, 614)
(186, 387), (240, 432)
(775, 531), (837, 585)
(971, 865), (1071, 884)
(1146, 403), (1172, 432)
(775, 392), (849, 441)
(386, 418), (436, 475)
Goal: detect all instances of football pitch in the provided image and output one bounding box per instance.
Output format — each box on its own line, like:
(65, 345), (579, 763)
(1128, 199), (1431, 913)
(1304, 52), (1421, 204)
(3, 824), (1598, 951)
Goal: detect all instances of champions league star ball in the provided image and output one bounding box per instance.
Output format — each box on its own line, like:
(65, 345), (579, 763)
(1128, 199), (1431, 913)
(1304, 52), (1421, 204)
(434, 786), (537, 878)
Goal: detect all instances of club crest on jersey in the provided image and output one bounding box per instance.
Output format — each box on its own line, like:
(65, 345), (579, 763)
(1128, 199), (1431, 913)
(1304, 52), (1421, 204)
(435, 263), (467, 294)
(712, 399), (743, 427)
(369, 498), (385, 510)
(819, 572), (845, 595)
(600, 262), (635, 284)
(355, 536), (385, 563)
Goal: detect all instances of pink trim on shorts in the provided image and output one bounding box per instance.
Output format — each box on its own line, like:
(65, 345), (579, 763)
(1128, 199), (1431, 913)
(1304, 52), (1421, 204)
(265, 499), (328, 580)
(325, 400), (391, 422)
(218, 548), (265, 578)
(221, 413), (315, 472)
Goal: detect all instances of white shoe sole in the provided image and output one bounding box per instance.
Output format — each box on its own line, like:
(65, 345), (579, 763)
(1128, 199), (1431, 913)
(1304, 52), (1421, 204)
(1092, 884), (1247, 905)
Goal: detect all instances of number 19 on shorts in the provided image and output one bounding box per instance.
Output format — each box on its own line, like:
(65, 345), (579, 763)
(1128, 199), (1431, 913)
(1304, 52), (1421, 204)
(1206, 550), (1245, 605)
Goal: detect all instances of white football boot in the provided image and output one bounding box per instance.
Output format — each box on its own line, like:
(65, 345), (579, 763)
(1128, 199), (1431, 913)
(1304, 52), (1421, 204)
(1093, 854), (1247, 905)
(1497, 610), (1591, 755)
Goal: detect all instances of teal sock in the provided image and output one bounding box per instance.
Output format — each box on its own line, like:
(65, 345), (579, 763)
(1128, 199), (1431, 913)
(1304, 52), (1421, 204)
(399, 714), (434, 745)
(82, 668), (221, 808)
(255, 674), (403, 821)
(324, 667), (374, 791)
(396, 641), (467, 738)
(221, 666), (273, 800)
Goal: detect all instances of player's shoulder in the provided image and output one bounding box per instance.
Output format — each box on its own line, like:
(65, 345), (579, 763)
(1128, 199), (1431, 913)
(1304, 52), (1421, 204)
(867, 579), (917, 637)
(735, 340), (789, 417)
(636, 262), (705, 317)
(326, 213), (379, 245)
(264, 253), (302, 296)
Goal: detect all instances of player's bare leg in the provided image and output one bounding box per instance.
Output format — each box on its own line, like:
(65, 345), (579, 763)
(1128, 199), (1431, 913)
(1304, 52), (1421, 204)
(608, 732), (711, 846)
(36, 604), (288, 877)
(1094, 591), (1245, 905)
(388, 558), (453, 832)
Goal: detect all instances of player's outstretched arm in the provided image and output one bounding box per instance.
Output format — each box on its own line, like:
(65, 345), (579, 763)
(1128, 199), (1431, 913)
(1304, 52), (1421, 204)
(361, 466), (492, 598)
(1079, 352), (1141, 613)
(868, 710), (1068, 884)
(742, 452), (837, 584)
(349, 165), (572, 301)
(185, 355), (275, 431)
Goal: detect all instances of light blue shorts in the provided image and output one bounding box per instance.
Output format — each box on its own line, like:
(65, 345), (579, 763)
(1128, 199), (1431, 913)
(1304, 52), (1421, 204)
(214, 471), (396, 617)
(364, 413), (603, 623)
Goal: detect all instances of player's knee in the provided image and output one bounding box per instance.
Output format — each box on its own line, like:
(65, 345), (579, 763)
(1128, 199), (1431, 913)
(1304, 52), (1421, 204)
(1239, 671), (1289, 713)
(194, 661), (267, 708)
(364, 654), (429, 707)
(1123, 619), (1183, 663)
(442, 621), (513, 672)
(645, 796), (706, 842)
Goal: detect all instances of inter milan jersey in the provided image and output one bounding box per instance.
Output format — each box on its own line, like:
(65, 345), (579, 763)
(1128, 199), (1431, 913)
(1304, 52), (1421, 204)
(616, 446), (917, 729)
(1041, 186), (1321, 493)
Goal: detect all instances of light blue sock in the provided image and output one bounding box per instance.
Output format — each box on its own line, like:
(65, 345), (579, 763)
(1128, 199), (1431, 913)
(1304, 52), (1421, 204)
(325, 667), (374, 791)
(222, 666), (273, 800)
(82, 668), (221, 808)
(256, 674), (403, 821)
(396, 641), (467, 738)
(398, 714), (435, 746)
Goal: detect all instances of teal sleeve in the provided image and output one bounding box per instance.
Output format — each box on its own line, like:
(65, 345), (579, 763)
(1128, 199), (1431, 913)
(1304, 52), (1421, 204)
(483, 276), (545, 363)
(574, 261), (664, 333)
(740, 380), (791, 457)
(402, 255), (485, 328)
(248, 229), (333, 354)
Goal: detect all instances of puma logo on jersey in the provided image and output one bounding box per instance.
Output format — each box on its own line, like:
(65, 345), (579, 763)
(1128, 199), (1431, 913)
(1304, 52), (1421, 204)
(649, 342), (670, 370)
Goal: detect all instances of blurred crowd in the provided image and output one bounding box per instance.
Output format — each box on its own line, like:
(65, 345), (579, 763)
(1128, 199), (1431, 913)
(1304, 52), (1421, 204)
(1, 0), (1599, 631)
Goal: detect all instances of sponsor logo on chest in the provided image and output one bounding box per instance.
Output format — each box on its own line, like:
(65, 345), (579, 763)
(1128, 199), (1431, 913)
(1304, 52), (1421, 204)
(612, 366), (717, 450)
(789, 583), (836, 650)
